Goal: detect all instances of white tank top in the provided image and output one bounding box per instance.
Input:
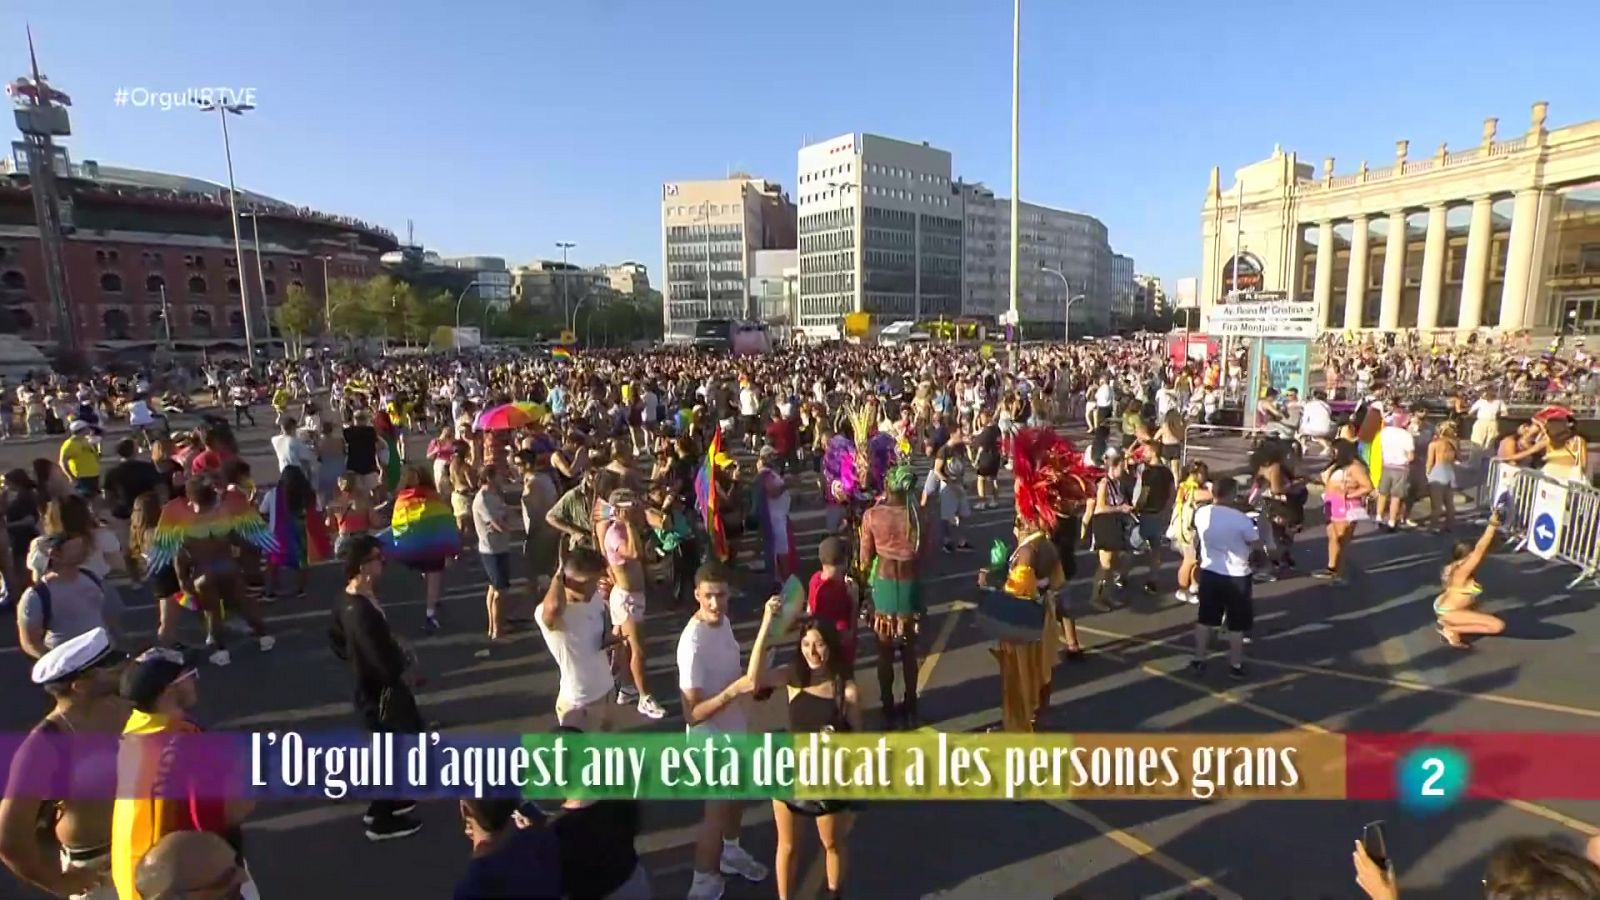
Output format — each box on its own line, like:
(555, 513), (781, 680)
(536, 589), (614, 708)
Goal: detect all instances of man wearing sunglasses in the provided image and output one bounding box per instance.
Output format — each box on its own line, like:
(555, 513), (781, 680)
(111, 646), (258, 899)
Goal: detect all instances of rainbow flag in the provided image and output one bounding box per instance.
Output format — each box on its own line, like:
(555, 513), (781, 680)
(267, 487), (332, 569)
(695, 429), (729, 561)
(552, 345), (573, 362)
(381, 487), (461, 565)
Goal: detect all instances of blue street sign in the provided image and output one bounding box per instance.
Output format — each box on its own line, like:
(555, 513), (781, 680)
(1531, 511), (1558, 555)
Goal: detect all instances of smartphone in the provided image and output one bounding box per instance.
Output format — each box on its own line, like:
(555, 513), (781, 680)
(1361, 820), (1390, 870)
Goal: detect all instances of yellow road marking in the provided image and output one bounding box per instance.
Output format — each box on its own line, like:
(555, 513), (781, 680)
(799, 603), (966, 897)
(1116, 654), (1600, 838)
(1076, 623), (1600, 721)
(1045, 800), (1243, 900)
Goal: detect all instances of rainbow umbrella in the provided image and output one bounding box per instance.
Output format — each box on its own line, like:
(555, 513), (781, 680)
(512, 401), (549, 425)
(475, 402), (538, 432)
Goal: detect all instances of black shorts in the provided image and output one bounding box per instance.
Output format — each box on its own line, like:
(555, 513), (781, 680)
(1196, 569), (1254, 632)
(1090, 513), (1130, 553)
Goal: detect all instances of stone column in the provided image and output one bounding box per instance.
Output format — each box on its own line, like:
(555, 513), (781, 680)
(1343, 215), (1369, 332)
(1458, 195), (1495, 331)
(1416, 204), (1448, 331)
(1312, 220), (1335, 326)
(1497, 188), (1543, 331)
(1378, 210), (1407, 330)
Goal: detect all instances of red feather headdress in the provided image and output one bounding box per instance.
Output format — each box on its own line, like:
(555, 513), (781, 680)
(1012, 428), (1104, 530)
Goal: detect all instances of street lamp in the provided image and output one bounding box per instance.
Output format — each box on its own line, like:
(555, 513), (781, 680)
(197, 99), (257, 369)
(1040, 264), (1085, 345)
(240, 211), (270, 354)
(826, 181), (858, 338)
(453, 280), (485, 348)
(555, 241), (576, 325)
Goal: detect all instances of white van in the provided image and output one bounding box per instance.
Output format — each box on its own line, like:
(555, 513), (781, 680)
(879, 321), (930, 345)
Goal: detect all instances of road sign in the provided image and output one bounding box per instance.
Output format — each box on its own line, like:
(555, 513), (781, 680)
(1526, 481), (1567, 560)
(1208, 298), (1317, 338)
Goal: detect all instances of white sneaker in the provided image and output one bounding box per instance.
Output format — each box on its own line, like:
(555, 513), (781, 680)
(636, 694), (666, 719)
(1179, 590), (1199, 605)
(208, 648), (232, 667)
(687, 871), (725, 900)
(258, 635), (276, 652)
(719, 843), (769, 882)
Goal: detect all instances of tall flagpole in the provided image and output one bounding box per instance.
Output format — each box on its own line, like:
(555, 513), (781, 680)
(1009, 0), (1021, 351)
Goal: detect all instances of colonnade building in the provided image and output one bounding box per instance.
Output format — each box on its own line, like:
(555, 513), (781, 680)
(1200, 102), (1600, 337)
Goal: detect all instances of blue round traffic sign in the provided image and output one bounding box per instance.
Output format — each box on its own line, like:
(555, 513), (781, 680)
(1531, 511), (1558, 554)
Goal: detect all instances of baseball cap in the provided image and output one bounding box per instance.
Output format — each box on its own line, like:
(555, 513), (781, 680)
(69, 420), (91, 434)
(120, 647), (198, 711)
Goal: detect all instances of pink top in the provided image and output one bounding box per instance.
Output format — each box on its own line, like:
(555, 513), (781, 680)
(427, 439), (455, 462)
(602, 521), (630, 567)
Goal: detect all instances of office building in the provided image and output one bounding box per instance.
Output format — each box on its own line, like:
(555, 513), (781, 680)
(749, 249), (797, 330)
(660, 177), (796, 339)
(603, 261), (651, 297)
(1110, 253), (1136, 330)
(440, 255), (511, 309)
(994, 197), (1117, 334)
(1200, 101), (1600, 336)
(957, 180), (1001, 317)
(795, 133), (963, 335)
(1134, 273), (1167, 321)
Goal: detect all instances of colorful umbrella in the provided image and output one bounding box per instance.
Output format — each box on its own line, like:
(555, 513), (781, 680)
(475, 403), (538, 432)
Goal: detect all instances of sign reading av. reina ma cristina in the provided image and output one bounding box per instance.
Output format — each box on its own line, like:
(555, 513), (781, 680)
(1209, 299), (1317, 338)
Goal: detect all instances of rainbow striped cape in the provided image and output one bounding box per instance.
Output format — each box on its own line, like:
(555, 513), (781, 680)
(265, 486), (332, 569)
(380, 487), (461, 564)
(145, 493), (277, 574)
(552, 346), (573, 362)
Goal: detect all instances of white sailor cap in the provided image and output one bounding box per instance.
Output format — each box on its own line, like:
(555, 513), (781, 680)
(31, 627), (124, 685)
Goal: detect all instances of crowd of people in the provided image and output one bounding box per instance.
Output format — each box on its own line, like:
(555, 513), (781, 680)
(0, 333), (1594, 899)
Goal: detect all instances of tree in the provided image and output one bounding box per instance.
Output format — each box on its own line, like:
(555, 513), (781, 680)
(327, 278), (377, 339)
(274, 284), (322, 356)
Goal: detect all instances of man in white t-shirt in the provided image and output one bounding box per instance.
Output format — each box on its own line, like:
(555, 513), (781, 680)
(269, 417), (316, 475)
(1190, 478), (1260, 680)
(1467, 389), (1505, 450)
(1375, 411), (1417, 531)
(676, 562), (775, 900)
(1298, 389), (1334, 456)
(535, 547), (618, 730)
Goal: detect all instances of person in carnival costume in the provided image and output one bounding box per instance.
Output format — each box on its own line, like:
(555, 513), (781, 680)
(383, 464), (463, 634)
(978, 428), (1100, 732)
(858, 456), (925, 729)
(144, 474), (278, 666)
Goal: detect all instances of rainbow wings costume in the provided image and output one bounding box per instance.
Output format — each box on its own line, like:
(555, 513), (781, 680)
(380, 487), (461, 565)
(144, 492), (278, 575)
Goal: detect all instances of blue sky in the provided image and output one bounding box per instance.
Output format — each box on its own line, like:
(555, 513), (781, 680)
(2, 0), (1594, 289)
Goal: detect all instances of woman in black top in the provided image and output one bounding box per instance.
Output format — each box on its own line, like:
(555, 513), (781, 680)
(755, 612), (861, 900)
(970, 410), (1002, 510)
(1049, 500), (1086, 659)
(329, 535), (423, 842)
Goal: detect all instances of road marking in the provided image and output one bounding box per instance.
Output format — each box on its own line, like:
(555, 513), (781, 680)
(1046, 800), (1242, 900)
(1112, 652), (1600, 838)
(798, 599), (967, 897)
(1073, 623), (1600, 721)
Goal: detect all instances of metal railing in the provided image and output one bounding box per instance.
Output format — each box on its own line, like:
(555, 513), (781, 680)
(1480, 461), (1600, 589)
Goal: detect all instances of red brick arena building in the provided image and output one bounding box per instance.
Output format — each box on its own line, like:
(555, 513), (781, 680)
(0, 149), (397, 361)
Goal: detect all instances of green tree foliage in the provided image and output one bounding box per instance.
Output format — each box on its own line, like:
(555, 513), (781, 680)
(273, 283), (322, 355)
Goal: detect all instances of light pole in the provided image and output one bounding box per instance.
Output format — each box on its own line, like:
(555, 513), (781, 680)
(1008, 0), (1022, 365)
(570, 293), (592, 337)
(315, 255), (332, 344)
(826, 180), (858, 338)
(555, 241), (576, 326)
(157, 283), (173, 351)
(1041, 264), (1085, 345)
(240, 212), (271, 354)
(198, 98), (256, 369)
(453, 280), (485, 346)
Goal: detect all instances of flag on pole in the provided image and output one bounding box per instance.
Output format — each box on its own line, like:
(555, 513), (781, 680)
(551, 346), (573, 362)
(695, 429), (730, 561)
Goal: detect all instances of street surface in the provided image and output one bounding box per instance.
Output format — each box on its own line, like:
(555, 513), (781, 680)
(2, 420), (1598, 898)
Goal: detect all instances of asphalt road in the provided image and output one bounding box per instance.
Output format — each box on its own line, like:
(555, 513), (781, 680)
(1, 421), (1598, 899)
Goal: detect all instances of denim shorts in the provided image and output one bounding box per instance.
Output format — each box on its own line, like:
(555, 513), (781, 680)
(480, 552), (512, 590)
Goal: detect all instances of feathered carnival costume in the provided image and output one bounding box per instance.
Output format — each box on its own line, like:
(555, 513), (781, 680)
(145, 489), (278, 612)
(822, 435), (858, 507)
(1011, 428), (1102, 534)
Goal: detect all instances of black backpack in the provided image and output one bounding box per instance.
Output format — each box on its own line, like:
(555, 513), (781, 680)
(30, 569), (106, 633)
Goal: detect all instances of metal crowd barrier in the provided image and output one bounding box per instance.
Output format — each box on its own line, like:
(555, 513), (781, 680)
(1480, 461), (1600, 590)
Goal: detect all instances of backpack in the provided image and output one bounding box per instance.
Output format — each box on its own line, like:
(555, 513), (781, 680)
(30, 569), (105, 634)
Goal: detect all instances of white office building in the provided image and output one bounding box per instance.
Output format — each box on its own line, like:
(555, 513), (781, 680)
(795, 133), (963, 335)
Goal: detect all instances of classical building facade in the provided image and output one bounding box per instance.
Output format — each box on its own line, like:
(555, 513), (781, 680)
(1200, 102), (1600, 337)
